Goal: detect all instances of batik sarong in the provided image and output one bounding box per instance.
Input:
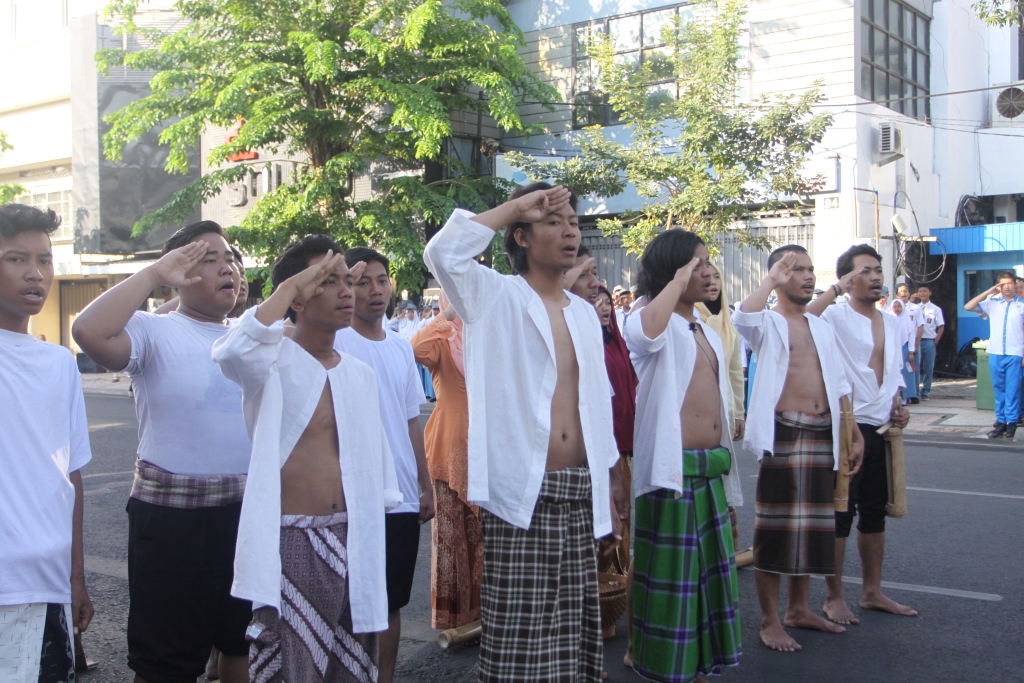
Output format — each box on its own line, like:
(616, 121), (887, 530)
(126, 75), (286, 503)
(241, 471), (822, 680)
(754, 411), (836, 576)
(632, 448), (741, 683)
(478, 466), (602, 683)
(431, 479), (483, 629)
(247, 513), (378, 683)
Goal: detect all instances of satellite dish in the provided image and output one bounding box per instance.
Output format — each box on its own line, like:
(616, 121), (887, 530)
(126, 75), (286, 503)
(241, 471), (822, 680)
(997, 87), (1024, 119)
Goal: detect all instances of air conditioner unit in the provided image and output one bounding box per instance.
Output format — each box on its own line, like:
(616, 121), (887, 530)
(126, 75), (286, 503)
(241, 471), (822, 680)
(878, 122), (903, 155)
(990, 81), (1024, 128)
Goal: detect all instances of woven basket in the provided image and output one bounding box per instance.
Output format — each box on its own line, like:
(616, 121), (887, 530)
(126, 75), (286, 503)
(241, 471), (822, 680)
(598, 571), (628, 638)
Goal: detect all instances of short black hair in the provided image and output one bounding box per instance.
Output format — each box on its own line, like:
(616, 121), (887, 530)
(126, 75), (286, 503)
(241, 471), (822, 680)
(162, 220), (226, 255)
(767, 244), (808, 270)
(636, 229), (704, 301)
(577, 243), (590, 258)
(836, 244), (882, 278)
(997, 270), (1016, 283)
(1016, 276), (1024, 283)
(344, 246), (390, 273)
(231, 247), (244, 268)
(271, 234), (343, 322)
(503, 181), (579, 275)
(0, 203), (59, 239)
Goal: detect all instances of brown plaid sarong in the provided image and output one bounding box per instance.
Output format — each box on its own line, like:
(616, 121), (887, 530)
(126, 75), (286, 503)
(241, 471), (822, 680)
(753, 411), (836, 576)
(247, 513), (378, 683)
(130, 459), (245, 509)
(478, 466), (602, 682)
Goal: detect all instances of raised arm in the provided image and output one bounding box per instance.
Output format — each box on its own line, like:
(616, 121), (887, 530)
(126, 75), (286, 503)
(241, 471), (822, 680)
(965, 285), (1000, 313)
(638, 257), (699, 340)
(72, 241), (209, 371)
(806, 267), (858, 317)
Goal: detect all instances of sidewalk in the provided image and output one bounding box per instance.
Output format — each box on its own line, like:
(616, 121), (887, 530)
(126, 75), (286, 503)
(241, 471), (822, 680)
(903, 378), (1022, 447)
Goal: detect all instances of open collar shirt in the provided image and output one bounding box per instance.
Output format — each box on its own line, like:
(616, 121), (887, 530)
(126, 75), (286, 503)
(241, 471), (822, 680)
(212, 309), (401, 633)
(423, 210), (619, 535)
(732, 308), (851, 469)
(622, 310), (736, 498)
(820, 303), (905, 427)
(918, 301), (944, 339)
(977, 296), (1024, 357)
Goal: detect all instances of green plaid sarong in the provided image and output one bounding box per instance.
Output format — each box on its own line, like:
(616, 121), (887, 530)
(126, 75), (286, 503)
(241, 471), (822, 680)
(632, 448), (741, 683)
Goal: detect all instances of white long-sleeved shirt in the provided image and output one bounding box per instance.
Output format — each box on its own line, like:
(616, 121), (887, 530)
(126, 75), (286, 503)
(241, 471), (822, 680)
(732, 308), (851, 469)
(423, 209), (619, 534)
(820, 303), (905, 427)
(212, 309), (401, 633)
(977, 296), (1024, 356)
(623, 311), (736, 498)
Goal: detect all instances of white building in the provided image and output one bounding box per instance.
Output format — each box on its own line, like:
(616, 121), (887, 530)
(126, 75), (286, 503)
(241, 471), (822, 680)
(498, 0), (1024, 355)
(0, 0), (197, 354)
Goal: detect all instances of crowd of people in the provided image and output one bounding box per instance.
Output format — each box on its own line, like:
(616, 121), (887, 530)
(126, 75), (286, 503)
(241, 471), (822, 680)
(3, 180), (944, 683)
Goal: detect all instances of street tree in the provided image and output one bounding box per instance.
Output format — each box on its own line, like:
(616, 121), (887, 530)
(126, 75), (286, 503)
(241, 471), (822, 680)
(99, 0), (556, 291)
(971, 0), (1023, 26)
(0, 131), (26, 205)
(506, 0), (832, 256)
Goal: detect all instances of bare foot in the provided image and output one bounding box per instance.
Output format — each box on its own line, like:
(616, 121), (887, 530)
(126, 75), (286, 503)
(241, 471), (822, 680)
(861, 592), (918, 616)
(623, 650), (633, 668)
(760, 623), (802, 652)
(822, 598), (860, 625)
(784, 609), (846, 634)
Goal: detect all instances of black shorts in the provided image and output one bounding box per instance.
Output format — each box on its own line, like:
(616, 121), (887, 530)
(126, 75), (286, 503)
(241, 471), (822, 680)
(126, 498), (252, 683)
(835, 424), (889, 537)
(385, 512), (422, 612)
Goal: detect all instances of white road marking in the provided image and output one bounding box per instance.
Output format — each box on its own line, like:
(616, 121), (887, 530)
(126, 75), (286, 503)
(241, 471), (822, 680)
(810, 575), (1001, 601)
(84, 555), (128, 581)
(82, 470), (135, 479)
(906, 486), (1024, 500)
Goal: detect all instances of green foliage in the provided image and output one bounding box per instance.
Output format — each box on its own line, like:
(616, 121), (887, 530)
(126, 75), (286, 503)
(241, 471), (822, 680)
(506, 0), (832, 256)
(971, 0), (1024, 26)
(0, 131), (26, 205)
(99, 0), (556, 292)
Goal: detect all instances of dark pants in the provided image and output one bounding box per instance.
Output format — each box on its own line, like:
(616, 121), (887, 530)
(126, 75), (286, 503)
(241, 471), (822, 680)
(835, 424), (888, 537)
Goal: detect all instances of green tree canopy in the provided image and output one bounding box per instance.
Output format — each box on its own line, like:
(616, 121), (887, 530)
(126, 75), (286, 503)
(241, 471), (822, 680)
(0, 131), (27, 205)
(506, 0), (832, 256)
(100, 0), (557, 290)
(972, 0), (1024, 26)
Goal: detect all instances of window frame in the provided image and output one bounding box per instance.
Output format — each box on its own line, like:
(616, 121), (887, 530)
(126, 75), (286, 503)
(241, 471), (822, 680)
(859, 0), (930, 121)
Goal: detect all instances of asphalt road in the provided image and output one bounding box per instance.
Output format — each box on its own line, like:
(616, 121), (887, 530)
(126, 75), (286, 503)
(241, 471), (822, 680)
(78, 394), (1023, 682)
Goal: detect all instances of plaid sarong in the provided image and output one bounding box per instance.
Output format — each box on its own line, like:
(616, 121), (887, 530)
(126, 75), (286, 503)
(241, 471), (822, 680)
(632, 448), (741, 683)
(130, 459), (245, 509)
(478, 466), (602, 682)
(247, 513), (378, 683)
(754, 411), (836, 576)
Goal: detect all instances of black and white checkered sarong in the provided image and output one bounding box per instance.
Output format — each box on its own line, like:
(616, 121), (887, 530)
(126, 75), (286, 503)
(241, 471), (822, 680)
(478, 466), (602, 682)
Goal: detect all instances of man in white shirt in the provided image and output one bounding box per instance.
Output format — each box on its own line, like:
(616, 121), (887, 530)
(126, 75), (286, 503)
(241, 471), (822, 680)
(0, 204), (93, 683)
(734, 245), (862, 653)
(568, 243), (600, 304)
(622, 230), (741, 681)
(894, 285), (921, 404)
(424, 183), (625, 682)
(334, 247), (434, 683)
(72, 221), (252, 683)
(915, 285), (944, 400)
(965, 271), (1024, 438)
(213, 237), (401, 681)
(808, 244), (916, 625)
(387, 301), (420, 340)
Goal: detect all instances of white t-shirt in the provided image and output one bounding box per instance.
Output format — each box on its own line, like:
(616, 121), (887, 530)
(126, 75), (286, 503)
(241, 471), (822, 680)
(918, 301), (945, 339)
(0, 329), (92, 606)
(125, 311), (250, 475)
(334, 327), (425, 514)
(977, 296), (1024, 356)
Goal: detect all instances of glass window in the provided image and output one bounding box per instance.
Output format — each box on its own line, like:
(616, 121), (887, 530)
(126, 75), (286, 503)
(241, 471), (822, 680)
(643, 9), (675, 47)
(609, 15), (641, 52)
(859, 0), (929, 120)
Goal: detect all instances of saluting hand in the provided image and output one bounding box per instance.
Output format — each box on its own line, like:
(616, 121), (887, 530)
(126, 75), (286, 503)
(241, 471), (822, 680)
(512, 185), (573, 224)
(283, 250), (346, 304)
(564, 256), (595, 290)
(151, 240), (209, 288)
(673, 256), (700, 285)
(766, 251), (798, 286)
